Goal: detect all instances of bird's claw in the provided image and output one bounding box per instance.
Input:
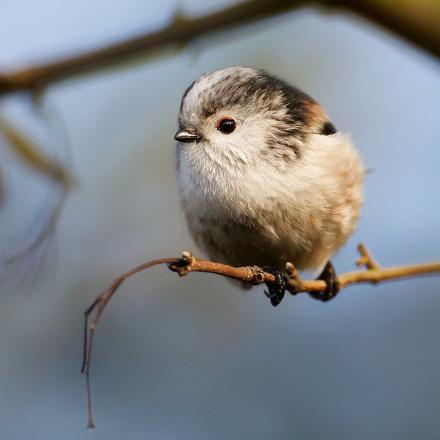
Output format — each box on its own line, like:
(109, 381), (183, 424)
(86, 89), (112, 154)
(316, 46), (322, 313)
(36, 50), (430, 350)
(264, 269), (289, 307)
(310, 261), (340, 302)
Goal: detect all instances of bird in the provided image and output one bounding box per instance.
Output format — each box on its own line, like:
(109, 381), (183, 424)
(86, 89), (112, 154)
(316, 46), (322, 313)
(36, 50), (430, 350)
(174, 66), (364, 306)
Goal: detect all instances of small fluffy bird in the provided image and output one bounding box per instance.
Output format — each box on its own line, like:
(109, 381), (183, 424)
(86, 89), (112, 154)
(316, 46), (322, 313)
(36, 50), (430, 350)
(175, 67), (364, 305)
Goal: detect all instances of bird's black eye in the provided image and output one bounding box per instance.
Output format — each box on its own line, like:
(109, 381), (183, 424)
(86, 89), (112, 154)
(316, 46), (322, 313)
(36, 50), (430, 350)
(217, 118), (236, 134)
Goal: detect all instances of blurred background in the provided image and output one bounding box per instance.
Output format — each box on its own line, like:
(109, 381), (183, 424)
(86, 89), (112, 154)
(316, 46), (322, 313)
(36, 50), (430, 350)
(0, 1), (439, 439)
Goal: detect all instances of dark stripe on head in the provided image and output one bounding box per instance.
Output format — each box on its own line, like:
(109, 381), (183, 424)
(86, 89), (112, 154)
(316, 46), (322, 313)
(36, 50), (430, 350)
(320, 121), (337, 135)
(180, 67), (329, 162)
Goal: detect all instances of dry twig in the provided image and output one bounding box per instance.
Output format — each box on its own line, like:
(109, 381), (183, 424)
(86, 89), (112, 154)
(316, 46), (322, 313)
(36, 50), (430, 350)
(82, 244), (440, 428)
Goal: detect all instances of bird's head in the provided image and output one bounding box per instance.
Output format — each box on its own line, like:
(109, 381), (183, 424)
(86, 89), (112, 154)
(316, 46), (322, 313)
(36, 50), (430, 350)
(175, 66), (335, 169)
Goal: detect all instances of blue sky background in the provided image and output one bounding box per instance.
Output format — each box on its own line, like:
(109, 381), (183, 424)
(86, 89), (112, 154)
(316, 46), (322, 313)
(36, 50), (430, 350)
(0, 1), (439, 439)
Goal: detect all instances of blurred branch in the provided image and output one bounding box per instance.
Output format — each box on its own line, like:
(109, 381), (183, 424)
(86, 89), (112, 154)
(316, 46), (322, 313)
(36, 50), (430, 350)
(0, 104), (72, 283)
(333, 0), (440, 60)
(0, 117), (73, 187)
(82, 243), (440, 428)
(0, 0), (439, 96)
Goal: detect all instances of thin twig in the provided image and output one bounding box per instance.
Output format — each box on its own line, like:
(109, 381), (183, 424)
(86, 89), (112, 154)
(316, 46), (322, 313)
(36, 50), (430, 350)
(355, 243), (380, 270)
(82, 244), (440, 428)
(1, 0), (440, 95)
(82, 257), (177, 429)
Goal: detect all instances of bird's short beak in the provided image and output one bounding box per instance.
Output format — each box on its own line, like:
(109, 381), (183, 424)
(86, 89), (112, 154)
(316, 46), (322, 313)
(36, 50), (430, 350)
(174, 128), (202, 143)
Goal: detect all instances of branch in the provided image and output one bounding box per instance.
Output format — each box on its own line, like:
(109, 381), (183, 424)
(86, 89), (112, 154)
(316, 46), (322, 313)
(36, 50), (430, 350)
(0, 0), (309, 95)
(81, 244), (440, 428)
(333, 0), (440, 61)
(1, 0), (439, 95)
(0, 116), (73, 187)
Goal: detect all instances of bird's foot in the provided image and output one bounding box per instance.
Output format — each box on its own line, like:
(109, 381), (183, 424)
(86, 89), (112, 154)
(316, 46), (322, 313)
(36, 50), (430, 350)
(309, 261), (340, 302)
(263, 268), (289, 307)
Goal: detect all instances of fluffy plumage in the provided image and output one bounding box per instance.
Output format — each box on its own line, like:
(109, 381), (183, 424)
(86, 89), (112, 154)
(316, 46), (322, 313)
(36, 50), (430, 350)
(176, 66), (364, 273)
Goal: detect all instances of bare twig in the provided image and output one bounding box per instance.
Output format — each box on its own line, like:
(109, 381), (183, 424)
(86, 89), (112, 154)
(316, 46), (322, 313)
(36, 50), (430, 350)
(82, 244), (440, 428)
(1, 0), (439, 96)
(355, 243), (380, 270)
(81, 257), (176, 428)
